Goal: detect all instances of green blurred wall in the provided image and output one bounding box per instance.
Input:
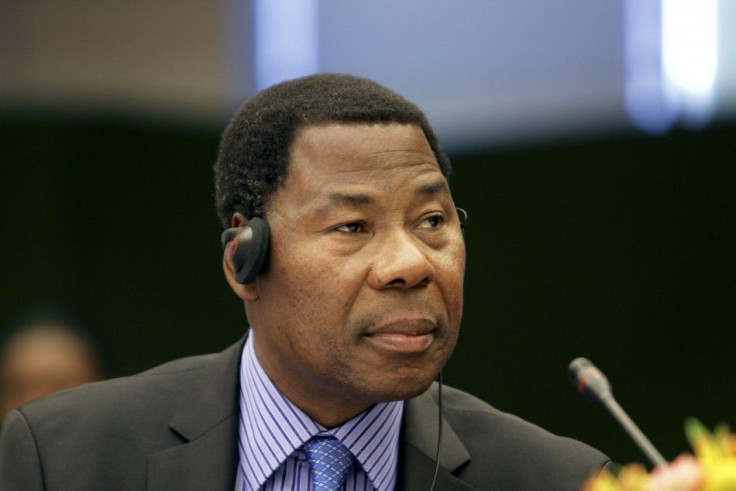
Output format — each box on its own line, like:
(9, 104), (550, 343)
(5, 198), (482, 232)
(1, 117), (734, 466)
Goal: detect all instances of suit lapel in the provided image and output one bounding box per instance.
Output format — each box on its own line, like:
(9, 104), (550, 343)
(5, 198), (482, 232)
(145, 341), (474, 490)
(147, 339), (245, 491)
(400, 387), (476, 491)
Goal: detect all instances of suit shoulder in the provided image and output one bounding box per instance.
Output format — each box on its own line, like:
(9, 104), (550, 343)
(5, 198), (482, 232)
(22, 351), (214, 412)
(17, 341), (241, 430)
(2, 341), (242, 489)
(436, 384), (609, 489)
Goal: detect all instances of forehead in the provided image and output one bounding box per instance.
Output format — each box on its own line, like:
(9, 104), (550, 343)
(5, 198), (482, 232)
(291, 122), (434, 163)
(278, 123), (445, 202)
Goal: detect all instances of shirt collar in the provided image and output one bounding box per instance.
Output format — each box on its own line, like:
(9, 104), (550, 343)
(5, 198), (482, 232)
(238, 331), (404, 490)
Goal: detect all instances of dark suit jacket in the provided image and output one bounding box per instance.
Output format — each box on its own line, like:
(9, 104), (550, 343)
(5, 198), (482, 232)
(0, 339), (608, 490)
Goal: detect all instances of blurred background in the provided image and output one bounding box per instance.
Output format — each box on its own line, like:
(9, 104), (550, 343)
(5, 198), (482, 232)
(1, 0), (734, 467)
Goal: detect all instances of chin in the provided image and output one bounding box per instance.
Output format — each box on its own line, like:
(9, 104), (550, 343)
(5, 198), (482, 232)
(356, 371), (438, 403)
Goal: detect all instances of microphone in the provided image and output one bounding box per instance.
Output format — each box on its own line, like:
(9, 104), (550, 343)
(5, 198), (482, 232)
(567, 357), (667, 468)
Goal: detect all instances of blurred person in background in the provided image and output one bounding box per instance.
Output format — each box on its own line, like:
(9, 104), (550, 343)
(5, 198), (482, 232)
(0, 310), (105, 420)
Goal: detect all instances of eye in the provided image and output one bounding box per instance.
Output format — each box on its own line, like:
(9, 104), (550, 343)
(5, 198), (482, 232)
(418, 214), (444, 229)
(335, 222), (364, 233)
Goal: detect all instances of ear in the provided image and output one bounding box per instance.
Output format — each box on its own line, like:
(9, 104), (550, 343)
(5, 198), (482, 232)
(223, 212), (259, 302)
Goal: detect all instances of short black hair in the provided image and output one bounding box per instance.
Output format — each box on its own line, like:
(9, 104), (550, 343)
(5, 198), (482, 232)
(214, 73), (451, 227)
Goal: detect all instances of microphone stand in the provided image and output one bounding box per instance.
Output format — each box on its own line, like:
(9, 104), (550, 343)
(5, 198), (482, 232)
(568, 357), (667, 468)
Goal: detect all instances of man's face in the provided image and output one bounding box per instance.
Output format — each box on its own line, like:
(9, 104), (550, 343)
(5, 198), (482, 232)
(238, 123), (465, 424)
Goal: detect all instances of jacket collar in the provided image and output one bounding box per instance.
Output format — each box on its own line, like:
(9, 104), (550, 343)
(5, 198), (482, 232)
(145, 336), (475, 491)
(400, 386), (475, 491)
(147, 338), (244, 491)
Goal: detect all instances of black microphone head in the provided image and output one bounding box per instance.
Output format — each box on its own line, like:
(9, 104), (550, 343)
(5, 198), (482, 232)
(567, 357), (613, 407)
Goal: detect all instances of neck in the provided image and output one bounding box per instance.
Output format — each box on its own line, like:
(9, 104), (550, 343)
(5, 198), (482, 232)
(269, 375), (373, 428)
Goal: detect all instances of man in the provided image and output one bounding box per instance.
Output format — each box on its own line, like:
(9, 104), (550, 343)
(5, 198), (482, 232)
(0, 74), (608, 490)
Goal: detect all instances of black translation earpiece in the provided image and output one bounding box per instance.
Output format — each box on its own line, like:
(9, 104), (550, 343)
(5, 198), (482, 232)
(220, 217), (270, 285)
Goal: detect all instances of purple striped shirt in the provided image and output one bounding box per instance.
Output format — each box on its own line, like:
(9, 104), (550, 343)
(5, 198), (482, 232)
(236, 332), (403, 491)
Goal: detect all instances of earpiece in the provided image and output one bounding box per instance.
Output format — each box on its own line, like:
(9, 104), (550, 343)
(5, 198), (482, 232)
(220, 217), (270, 284)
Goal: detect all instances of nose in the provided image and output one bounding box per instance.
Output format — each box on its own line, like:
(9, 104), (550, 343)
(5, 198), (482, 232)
(367, 230), (435, 290)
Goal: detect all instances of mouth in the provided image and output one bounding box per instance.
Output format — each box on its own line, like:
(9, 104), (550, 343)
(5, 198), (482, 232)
(363, 318), (437, 354)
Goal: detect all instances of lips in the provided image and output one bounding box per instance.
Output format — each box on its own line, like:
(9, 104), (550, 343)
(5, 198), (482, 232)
(363, 318), (437, 354)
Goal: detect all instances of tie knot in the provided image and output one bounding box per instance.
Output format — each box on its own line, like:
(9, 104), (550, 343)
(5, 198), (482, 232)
(304, 436), (356, 491)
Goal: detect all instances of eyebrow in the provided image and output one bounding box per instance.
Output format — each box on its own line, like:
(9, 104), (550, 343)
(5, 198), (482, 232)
(326, 180), (449, 208)
(327, 192), (374, 207)
(417, 180), (450, 196)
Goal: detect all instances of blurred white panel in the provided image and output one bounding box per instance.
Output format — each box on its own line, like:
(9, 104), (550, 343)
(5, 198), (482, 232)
(624, 0), (675, 134)
(317, 0), (626, 150)
(254, 0), (318, 90)
(662, 0), (718, 126)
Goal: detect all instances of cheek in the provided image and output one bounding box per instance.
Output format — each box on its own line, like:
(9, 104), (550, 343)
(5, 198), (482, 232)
(265, 243), (357, 329)
(437, 245), (466, 305)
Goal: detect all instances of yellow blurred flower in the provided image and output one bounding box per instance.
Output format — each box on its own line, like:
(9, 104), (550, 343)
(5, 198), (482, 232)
(582, 419), (736, 491)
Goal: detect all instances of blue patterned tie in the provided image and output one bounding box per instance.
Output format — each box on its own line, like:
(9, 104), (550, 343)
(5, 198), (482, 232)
(304, 436), (356, 490)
